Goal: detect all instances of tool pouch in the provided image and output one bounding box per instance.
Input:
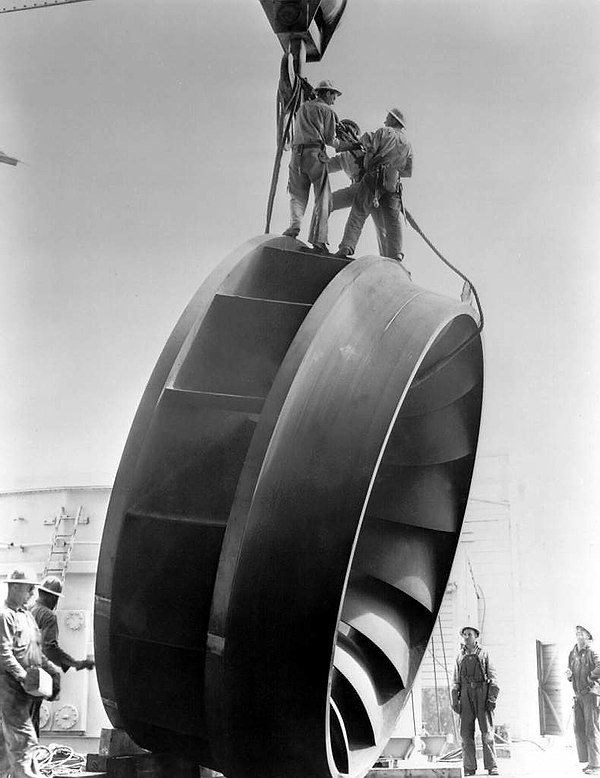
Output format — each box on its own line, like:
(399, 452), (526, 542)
(382, 164), (400, 193)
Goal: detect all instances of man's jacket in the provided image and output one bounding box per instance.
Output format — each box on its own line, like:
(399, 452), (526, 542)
(568, 644), (600, 696)
(0, 598), (60, 683)
(31, 601), (78, 673)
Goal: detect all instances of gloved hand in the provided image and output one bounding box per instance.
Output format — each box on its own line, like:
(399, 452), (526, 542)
(75, 658), (95, 671)
(49, 673), (61, 702)
(486, 700), (496, 713)
(336, 141), (364, 153)
(450, 689), (461, 714)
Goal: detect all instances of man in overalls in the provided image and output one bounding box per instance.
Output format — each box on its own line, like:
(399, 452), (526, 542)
(451, 625), (500, 776)
(567, 625), (600, 775)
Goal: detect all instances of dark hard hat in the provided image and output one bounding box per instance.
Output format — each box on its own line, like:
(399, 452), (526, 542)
(460, 625), (480, 637)
(38, 576), (64, 597)
(315, 79), (342, 96)
(340, 118), (361, 134)
(5, 568), (38, 585)
(576, 625), (593, 640)
(387, 108), (406, 127)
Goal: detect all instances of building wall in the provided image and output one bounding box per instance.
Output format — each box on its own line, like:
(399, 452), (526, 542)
(411, 454), (532, 741)
(0, 486), (112, 749)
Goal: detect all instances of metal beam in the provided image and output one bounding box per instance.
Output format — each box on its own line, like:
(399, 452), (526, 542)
(0, 0), (93, 13)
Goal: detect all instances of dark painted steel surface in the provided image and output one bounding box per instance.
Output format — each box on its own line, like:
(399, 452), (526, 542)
(258, 0), (347, 62)
(94, 235), (483, 778)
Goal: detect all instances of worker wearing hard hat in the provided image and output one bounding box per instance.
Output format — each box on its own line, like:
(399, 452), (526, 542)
(567, 625), (600, 775)
(335, 107), (413, 265)
(0, 569), (61, 778)
(451, 625), (500, 776)
(30, 576), (95, 736)
(283, 79), (359, 254)
(328, 118), (388, 258)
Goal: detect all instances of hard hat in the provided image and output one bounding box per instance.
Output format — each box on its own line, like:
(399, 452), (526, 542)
(38, 576), (64, 598)
(387, 108), (406, 127)
(576, 625), (594, 640)
(340, 118), (361, 134)
(460, 625), (480, 637)
(5, 568), (38, 586)
(315, 79), (342, 96)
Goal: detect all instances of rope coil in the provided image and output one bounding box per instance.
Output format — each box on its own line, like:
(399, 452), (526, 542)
(33, 743), (87, 776)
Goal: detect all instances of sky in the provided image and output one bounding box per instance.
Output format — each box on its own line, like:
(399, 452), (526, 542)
(0, 1), (599, 617)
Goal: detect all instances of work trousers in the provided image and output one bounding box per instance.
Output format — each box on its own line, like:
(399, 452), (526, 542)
(0, 675), (41, 778)
(287, 147), (331, 245)
(331, 183), (386, 256)
(574, 693), (600, 767)
(459, 683), (497, 773)
(339, 176), (404, 260)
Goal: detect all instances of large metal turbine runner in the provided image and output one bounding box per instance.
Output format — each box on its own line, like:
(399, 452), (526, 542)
(95, 235), (483, 778)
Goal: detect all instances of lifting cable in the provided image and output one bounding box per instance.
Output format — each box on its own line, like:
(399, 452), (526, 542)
(405, 208), (484, 331)
(264, 56), (312, 234)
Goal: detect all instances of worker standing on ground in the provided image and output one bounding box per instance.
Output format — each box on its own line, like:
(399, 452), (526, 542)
(335, 108), (412, 265)
(329, 118), (387, 257)
(451, 625), (500, 776)
(567, 625), (600, 775)
(30, 576), (95, 736)
(0, 569), (61, 778)
(283, 79), (358, 254)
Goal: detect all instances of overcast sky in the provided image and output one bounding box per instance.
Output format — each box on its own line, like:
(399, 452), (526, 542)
(0, 1), (599, 612)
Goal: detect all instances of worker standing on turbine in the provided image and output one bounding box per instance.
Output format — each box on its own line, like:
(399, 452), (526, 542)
(336, 108), (412, 265)
(283, 79), (359, 254)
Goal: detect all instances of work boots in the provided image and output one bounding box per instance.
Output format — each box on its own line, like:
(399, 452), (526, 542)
(334, 245), (353, 258)
(311, 243), (330, 255)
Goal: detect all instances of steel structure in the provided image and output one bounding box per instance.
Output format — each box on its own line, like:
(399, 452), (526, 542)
(0, 0), (92, 12)
(95, 236), (483, 778)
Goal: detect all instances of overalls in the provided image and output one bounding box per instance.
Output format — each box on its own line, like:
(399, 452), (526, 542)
(458, 653), (498, 773)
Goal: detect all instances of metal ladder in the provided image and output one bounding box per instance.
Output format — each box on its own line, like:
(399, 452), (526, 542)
(43, 506), (82, 582)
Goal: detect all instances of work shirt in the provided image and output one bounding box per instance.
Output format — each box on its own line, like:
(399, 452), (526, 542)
(364, 125), (413, 178)
(30, 601), (77, 673)
(452, 644), (499, 703)
(293, 97), (339, 148)
(568, 644), (600, 695)
(0, 597), (44, 681)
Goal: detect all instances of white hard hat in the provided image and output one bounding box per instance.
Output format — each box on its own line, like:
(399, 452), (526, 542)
(5, 568), (38, 585)
(315, 79), (342, 96)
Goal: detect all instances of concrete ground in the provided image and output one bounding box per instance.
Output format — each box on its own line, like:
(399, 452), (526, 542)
(439, 739), (589, 777)
(486, 739), (590, 778)
(372, 738), (590, 778)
